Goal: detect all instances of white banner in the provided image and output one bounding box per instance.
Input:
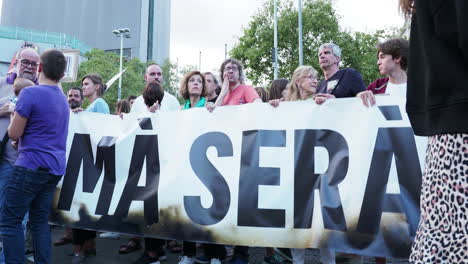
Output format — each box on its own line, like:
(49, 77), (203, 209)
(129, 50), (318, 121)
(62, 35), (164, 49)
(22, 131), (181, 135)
(52, 97), (426, 258)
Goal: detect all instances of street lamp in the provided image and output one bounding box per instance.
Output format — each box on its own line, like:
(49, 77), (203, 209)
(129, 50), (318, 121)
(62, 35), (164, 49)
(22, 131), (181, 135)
(112, 28), (131, 101)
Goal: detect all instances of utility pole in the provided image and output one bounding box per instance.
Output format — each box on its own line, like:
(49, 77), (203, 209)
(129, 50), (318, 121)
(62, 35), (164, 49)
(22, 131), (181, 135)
(298, 0), (303, 65)
(199, 51), (202, 71)
(225, 43), (228, 60)
(273, 0), (278, 79)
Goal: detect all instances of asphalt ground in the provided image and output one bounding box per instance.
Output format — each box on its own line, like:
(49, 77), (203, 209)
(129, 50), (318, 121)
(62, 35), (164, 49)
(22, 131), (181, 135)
(20, 226), (411, 264)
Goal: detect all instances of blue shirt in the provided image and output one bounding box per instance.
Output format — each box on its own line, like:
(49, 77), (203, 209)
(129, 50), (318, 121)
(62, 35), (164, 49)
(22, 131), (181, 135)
(86, 97), (110, 114)
(15, 85), (70, 175)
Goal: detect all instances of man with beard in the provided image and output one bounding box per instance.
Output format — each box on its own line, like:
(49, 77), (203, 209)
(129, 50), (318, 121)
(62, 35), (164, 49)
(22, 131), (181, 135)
(0, 47), (40, 240)
(67, 87), (84, 110)
(127, 63), (179, 264)
(1, 48), (69, 264)
(51, 87), (83, 251)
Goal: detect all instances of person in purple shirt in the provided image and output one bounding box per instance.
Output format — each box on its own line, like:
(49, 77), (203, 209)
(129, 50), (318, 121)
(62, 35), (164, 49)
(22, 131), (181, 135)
(1, 49), (69, 264)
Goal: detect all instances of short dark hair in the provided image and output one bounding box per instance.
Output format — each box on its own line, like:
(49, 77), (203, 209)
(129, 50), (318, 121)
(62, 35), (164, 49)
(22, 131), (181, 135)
(377, 38), (409, 71)
(269, 79), (289, 100)
(82, 74), (106, 96)
(40, 49), (67, 82)
(116, 99), (131, 114)
(127, 95), (137, 101)
(143, 82), (165, 107)
(69, 87), (83, 99)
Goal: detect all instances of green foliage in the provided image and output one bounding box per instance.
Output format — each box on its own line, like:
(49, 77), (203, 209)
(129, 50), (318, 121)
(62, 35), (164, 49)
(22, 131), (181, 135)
(63, 49), (146, 112)
(230, 0), (390, 86)
(161, 58), (179, 100)
(160, 59), (197, 105)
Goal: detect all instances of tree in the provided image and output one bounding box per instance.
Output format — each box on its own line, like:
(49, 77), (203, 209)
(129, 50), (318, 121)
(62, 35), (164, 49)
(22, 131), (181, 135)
(230, 0), (388, 86)
(63, 49), (147, 112)
(160, 59), (197, 105)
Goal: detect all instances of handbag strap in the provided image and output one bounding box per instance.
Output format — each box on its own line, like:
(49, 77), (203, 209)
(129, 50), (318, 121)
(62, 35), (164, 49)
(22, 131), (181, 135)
(0, 132), (9, 157)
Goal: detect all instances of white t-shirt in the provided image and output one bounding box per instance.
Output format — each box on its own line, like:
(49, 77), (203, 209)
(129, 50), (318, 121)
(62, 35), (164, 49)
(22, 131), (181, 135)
(130, 91), (180, 113)
(385, 82), (407, 98)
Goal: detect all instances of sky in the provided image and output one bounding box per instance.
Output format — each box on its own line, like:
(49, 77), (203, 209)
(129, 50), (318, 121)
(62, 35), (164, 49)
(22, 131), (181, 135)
(170, 0), (405, 72)
(0, 0), (405, 73)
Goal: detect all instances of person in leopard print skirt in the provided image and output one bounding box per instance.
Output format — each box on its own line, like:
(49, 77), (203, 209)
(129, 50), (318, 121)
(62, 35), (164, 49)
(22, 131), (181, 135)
(401, 0), (468, 263)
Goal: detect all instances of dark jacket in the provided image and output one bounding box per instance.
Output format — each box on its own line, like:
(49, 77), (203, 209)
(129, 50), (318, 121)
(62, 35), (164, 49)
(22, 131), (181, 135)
(407, 0), (468, 136)
(367, 77), (389, 94)
(317, 68), (366, 98)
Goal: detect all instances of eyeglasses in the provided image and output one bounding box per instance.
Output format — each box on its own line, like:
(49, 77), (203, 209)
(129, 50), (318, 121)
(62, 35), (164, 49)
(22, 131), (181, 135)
(224, 66), (239, 72)
(19, 59), (38, 68)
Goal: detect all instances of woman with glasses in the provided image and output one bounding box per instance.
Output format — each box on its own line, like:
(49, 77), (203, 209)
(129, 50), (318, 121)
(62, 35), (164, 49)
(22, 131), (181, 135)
(205, 59), (260, 264)
(269, 66), (340, 264)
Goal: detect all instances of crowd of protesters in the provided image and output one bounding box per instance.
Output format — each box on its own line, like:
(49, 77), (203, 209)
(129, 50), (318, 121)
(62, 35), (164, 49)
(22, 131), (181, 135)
(0, 0), (467, 263)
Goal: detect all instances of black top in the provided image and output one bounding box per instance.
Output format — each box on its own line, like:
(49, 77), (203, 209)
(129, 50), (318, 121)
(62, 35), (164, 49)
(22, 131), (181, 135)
(407, 0), (468, 136)
(317, 68), (365, 98)
(208, 96), (218, 104)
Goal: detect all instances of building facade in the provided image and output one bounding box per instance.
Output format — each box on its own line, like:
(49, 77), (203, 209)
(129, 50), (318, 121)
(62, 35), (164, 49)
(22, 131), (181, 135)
(0, 0), (171, 64)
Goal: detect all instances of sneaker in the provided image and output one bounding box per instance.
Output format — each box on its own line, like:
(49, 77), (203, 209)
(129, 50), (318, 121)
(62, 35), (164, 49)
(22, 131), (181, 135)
(263, 254), (285, 264)
(132, 253), (161, 264)
(178, 256), (195, 264)
(25, 249), (34, 257)
(211, 259), (222, 264)
(273, 248), (292, 263)
(225, 246), (234, 259)
(99, 232), (120, 240)
(196, 256), (226, 264)
(72, 255), (86, 264)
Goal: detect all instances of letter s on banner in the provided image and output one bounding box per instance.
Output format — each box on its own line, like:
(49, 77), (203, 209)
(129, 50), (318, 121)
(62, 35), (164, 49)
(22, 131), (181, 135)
(184, 132), (233, 225)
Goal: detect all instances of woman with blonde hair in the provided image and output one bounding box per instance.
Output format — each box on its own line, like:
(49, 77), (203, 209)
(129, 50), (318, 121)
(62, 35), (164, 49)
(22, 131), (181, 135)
(269, 66), (340, 264)
(269, 65), (332, 264)
(269, 65), (318, 108)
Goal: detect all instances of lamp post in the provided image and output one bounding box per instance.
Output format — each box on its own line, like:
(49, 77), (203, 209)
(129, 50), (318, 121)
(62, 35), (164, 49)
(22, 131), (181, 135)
(298, 0), (303, 66)
(112, 28), (131, 101)
(273, 0), (278, 79)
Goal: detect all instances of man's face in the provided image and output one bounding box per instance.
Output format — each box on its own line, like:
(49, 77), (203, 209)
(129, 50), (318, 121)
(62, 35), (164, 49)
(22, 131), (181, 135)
(223, 62), (240, 84)
(67, 89), (82, 109)
(377, 52), (399, 76)
(204, 74), (217, 95)
(318, 48), (339, 70)
(144, 65), (163, 84)
(16, 48), (40, 81)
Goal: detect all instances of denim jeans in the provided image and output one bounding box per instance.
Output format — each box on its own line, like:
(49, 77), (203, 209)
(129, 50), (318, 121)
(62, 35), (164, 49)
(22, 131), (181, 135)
(0, 162), (29, 264)
(0, 166), (61, 264)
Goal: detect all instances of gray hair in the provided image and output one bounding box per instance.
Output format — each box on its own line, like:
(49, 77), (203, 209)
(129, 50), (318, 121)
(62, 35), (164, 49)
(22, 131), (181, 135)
(318, 43), (342, 58)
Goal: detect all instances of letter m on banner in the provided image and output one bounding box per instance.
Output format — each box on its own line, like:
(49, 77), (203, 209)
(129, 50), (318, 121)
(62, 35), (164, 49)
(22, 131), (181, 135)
(57, 133), (117, 216)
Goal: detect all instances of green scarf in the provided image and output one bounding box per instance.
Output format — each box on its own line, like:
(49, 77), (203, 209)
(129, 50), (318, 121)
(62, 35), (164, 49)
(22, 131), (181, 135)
(183, 97), (206, 110)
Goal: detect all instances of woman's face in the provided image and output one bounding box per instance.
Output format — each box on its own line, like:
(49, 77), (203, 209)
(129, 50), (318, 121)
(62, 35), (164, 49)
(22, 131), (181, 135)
(82, 78), (99, 97)
(204, 74), (217, 95)
(297, 73), (318, 96)
(188, 74), (203, 96)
